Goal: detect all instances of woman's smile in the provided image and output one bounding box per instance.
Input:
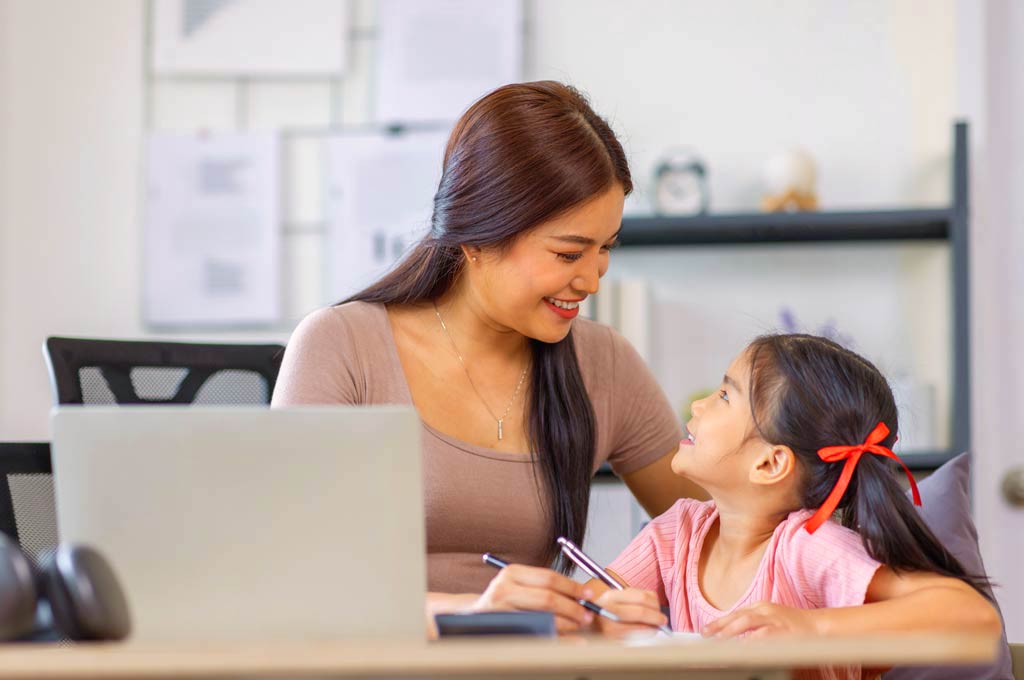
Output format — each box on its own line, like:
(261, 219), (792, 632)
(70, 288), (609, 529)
(543, 296), (583, 320)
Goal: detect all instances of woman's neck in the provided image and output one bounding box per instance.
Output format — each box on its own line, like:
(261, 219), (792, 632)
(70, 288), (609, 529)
(433, 285), (529, 364)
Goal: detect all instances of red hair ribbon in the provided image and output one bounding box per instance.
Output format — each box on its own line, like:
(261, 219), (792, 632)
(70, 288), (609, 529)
(804, 421), (921, 534)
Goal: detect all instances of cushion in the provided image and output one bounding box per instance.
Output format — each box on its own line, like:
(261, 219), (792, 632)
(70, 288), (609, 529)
(883, 452), (1013, 679)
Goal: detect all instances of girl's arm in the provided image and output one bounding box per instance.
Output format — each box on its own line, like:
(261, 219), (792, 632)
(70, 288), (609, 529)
(703, 568), (1001, 638)
(818, 568), (1000, 635)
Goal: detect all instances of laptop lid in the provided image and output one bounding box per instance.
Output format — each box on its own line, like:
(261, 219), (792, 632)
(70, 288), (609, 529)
(51, 406), (425, 642)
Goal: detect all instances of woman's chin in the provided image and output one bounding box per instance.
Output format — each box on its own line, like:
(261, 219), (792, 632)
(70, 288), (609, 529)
(528, 321), (574, 344)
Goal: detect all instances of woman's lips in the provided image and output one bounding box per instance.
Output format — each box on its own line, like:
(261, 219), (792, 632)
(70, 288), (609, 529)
(544, 298), (580, 320)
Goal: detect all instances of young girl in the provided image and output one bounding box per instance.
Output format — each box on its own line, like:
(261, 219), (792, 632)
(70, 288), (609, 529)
(591, 334), (1000, 669)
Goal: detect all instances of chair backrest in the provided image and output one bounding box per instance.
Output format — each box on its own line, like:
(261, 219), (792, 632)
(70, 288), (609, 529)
(43, 337), (284, 406)
(25, 337), (284, 569)
(0, 442), (55, 567)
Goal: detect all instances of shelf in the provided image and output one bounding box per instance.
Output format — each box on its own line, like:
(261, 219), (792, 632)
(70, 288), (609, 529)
(618, 208), (952, 247)
(593, 449), (959, 481)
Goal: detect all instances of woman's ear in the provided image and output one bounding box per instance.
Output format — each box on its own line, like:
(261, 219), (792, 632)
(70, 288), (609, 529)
(460, 244), (481, 263)
(749, 444), (797, 487)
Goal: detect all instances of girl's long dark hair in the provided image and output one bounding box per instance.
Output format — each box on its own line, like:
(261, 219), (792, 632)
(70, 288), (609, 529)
(342, 81), (632, 573)
(746, 334), (992, 597)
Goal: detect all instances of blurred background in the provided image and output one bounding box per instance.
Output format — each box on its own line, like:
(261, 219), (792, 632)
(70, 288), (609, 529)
(0, 0), (1021, 638)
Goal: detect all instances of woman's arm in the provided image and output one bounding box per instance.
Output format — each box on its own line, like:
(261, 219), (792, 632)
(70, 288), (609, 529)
(702, 568), (1002, 638)
(621, 449), (709, 517)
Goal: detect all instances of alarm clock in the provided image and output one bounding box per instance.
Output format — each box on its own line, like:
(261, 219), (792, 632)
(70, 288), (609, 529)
(652, 150), (709, 216)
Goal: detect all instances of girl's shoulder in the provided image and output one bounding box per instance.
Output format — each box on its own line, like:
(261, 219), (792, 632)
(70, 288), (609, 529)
(775, 509), (874, 561)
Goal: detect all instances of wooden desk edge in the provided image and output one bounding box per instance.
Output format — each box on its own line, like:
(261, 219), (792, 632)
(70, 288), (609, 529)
(0, 633), (999, 678)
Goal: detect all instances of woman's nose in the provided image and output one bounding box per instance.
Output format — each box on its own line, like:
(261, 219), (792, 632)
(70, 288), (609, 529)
(573, 263), (601, 295)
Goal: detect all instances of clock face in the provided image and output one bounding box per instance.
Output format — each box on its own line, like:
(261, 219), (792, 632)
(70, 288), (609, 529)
(655, 169), (705, 215)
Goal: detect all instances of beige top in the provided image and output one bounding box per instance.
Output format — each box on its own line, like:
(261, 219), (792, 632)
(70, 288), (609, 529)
(271, 302), (682, 593)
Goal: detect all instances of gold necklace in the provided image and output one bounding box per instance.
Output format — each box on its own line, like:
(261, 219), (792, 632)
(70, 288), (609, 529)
(433, 302), (528, 441)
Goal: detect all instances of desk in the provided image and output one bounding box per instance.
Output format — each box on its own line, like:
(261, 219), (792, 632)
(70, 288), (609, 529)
(0, 633), (998, 679)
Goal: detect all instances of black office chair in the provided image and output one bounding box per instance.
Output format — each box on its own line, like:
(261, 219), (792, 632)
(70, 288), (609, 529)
(0, 442), (56, 568)
(19, 338), (284, 574)
(43, 337), (284, 406)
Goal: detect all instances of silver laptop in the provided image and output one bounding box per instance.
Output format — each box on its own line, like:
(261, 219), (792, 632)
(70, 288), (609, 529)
(50, 406), (425, 642)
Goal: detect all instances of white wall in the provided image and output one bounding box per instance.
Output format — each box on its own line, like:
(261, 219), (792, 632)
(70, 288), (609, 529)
(0, 0), (9, 397)
(528, 0), (955, 213)
(956, 0), (1024, 642)
(1, 0), (145, 439)
(0, 0), (959, 444)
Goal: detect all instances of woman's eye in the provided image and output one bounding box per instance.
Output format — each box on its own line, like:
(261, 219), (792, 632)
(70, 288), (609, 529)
(557, 252), (583, 262)
(601, 240), (620, 252)
(719, 389), (729, 402)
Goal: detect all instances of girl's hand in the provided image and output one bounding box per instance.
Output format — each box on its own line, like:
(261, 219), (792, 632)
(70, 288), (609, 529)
(470, 564), (594, 634)
(593, 588), (668, 638)
(703, 602), (823, 639)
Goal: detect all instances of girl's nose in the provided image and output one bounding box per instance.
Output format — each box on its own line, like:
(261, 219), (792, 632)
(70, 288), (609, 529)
(691, 398), (705, 416)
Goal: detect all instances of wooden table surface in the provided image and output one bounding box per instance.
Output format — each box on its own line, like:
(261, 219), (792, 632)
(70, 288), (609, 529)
(0, 632), (999, 678)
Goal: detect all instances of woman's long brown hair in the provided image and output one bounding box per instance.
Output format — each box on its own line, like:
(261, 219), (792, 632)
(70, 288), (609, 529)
(343, 81), (632, 572)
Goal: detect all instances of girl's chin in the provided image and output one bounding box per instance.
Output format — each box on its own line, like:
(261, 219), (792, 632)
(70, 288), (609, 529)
(670, 451), (688, 476)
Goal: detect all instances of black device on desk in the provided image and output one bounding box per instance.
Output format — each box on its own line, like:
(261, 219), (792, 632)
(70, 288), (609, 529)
(0, 534), (131, 642)
(434, 611), (556, 637)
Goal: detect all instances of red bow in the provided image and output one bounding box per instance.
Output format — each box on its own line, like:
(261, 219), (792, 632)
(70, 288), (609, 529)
(804, 422), (921, 534)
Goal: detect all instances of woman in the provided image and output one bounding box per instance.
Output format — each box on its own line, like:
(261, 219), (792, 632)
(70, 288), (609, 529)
(272, 81), (705, 633)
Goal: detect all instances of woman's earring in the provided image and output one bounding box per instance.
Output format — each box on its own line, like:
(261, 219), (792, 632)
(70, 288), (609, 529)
(471, 256), (478, 262)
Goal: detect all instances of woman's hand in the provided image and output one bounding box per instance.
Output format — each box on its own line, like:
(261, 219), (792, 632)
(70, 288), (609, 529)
(470, 564), (595, 634)
(592, 587), (668, 638)
(702, 602), (822, 639)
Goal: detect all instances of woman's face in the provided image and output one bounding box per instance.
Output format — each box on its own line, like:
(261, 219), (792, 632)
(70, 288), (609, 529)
(672, 348), (764, 491)
(469, 184), (625, 343)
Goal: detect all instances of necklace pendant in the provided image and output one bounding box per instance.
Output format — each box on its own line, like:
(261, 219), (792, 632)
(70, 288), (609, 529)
(497, 419), (504, 441)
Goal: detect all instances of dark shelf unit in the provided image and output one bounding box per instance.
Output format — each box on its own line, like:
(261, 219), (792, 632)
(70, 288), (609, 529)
(616, 208), (951, 246)
(595, 122), (969, 477)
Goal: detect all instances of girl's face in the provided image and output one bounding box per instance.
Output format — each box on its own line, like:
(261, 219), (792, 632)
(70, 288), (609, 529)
(466, 184), (625, 343)
(672, 348), (765, 491)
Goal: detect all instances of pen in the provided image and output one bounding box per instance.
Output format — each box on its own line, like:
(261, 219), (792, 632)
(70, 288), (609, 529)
(480, 553), (621, 625)
(555, 538), (673, 635)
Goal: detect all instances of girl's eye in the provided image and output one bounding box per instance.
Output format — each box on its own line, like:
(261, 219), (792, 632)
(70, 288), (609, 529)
(601, 240), (620, 252)
(557, 252), (583, 262)
(719, 389), (729, 403)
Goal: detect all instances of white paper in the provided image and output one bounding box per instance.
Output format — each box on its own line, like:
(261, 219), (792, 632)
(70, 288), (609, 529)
(325, 130), (448, 302)
(625, 630), (703, 646)
(144, 132), (281, 326)
(151, 0), (349, 75)
(375, 0), (523, 123)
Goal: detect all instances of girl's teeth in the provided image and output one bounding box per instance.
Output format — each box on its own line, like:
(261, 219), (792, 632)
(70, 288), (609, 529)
(546, 297), (579, 310)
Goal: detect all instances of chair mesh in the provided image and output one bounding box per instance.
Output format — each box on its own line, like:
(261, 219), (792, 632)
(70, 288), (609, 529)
(78, 367), (118, 404)
(8, 474), (58, 567)
(130, 367), (188, 400)
(193, 369), (268, 404)
(77, 366), (268, 404)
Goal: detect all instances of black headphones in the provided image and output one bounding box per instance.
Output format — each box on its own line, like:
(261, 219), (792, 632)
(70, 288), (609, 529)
(0, 534), (131, 642)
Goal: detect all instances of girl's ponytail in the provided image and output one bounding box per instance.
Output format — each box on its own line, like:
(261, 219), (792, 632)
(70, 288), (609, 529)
(842, 455), (993, 598)
(746, 334), (993, 600)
